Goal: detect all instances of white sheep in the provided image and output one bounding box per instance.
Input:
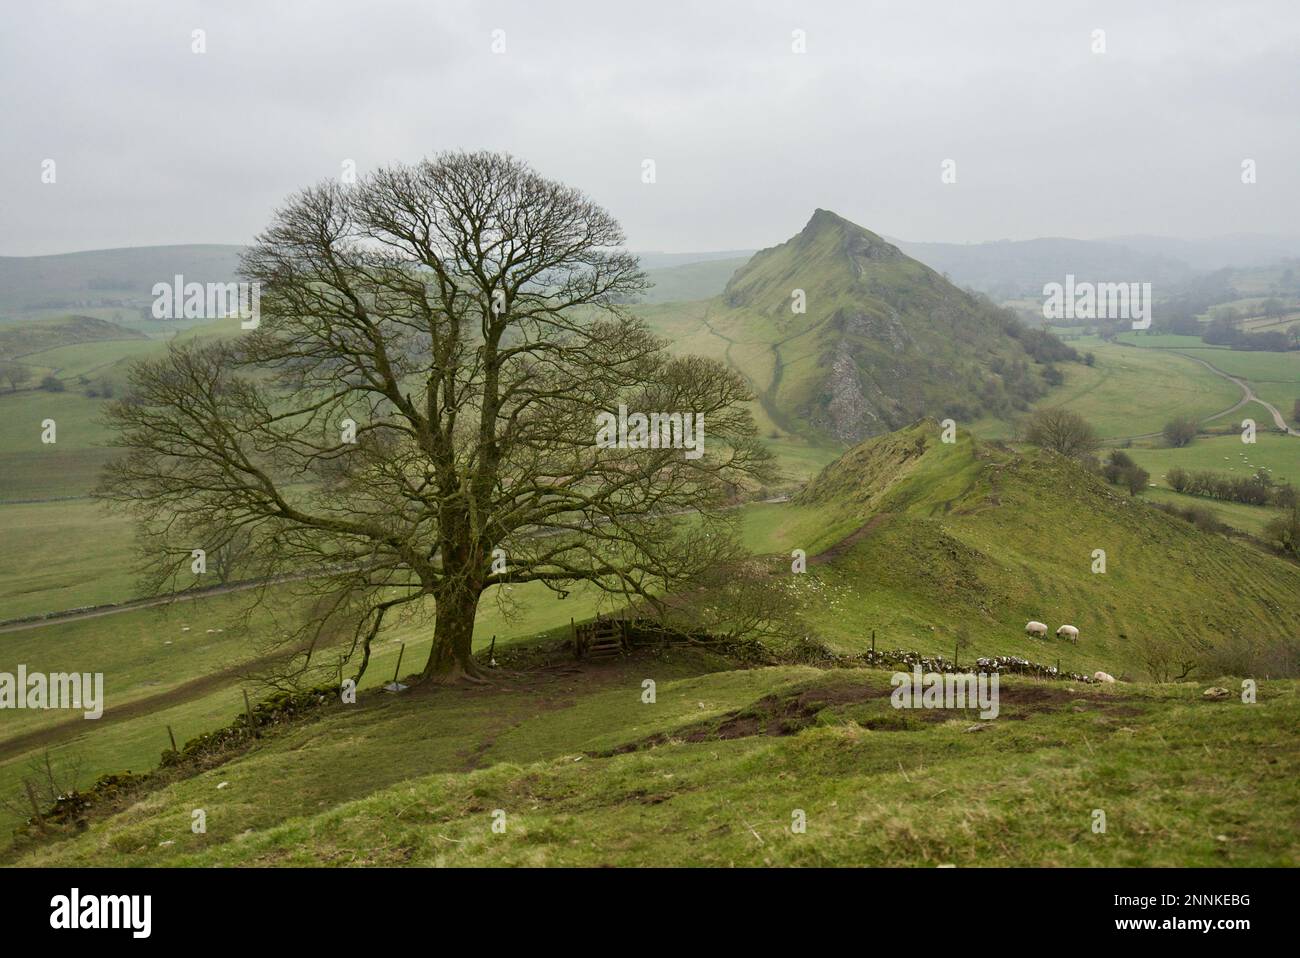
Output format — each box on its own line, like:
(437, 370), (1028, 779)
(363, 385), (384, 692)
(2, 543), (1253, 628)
(1056, 624), (1079, 643)
(1025, 620), (1048, 638)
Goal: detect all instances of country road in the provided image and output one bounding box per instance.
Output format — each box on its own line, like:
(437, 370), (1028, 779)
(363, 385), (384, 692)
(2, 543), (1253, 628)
(1114, 347), (1300, 442)
(1170, 351), (1300, 435)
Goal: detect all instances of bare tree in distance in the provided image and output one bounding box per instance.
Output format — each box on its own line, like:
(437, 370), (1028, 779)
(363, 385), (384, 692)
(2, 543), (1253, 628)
(1162, 416), (1199, 448)
(0, 361), (33, 392)
(1022, 407), (1100, 459)
(100, 151), (771, 684)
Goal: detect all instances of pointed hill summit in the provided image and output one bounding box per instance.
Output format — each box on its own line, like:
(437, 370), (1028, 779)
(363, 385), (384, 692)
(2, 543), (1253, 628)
(661, 210), (1076, 444)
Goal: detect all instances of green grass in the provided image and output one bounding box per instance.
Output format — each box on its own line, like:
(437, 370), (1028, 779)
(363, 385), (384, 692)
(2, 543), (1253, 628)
(1028, 339), (1240, 439)
(1124, 431), (1300, 488)
(738, 499), (859, 557)
(1138, 487), (1277, 537)
(12, 665), (1297, 867)
(5, 422), (1300, 865)
(786, 422), (1300, 677)
(0, 387), (119, 500)
(1114, 332), (1225, 350)
(0, 577), (610, 836)
(0, 499), (137, 618)
(23, 338), (161, 377)
(1116, 333), (1300, 423)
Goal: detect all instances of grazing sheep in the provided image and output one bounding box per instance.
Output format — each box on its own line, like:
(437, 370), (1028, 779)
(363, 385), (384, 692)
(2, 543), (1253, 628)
(1056, 624), (1079, 643)
(1025, 620), (1048, 638)
(1094, 671), (1116, 683)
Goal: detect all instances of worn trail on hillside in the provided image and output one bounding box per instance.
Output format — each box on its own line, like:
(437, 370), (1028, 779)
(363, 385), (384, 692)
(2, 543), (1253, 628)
(0, 650), (292, 762)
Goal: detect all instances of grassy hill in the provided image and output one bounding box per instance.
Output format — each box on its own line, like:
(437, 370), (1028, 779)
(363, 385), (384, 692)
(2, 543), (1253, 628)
(779, 422), (1300, 680)
(642, 210), (1073, 446)
(0, 315), (147, 360)
(0, 244), (243, 322)
(5, 419), (1299, 866)
(11, 659), (1297, 867)
(638, 256), (750, 304)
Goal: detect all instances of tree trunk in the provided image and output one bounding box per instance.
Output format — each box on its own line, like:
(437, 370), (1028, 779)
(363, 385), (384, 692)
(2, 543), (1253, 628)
(422, 584), (487, 683)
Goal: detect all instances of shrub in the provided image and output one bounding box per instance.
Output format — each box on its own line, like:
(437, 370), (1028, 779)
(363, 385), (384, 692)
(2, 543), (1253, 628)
(1176, 467), (1277, 506)
(1162, 416), (1199, 447)
(1023, 407), (1099, 458)
(1154, 501), (1230, 535)
(39, 375), (65, 392)
(1123, 466), (1150, 496)
(1265, 508), (1300, 559)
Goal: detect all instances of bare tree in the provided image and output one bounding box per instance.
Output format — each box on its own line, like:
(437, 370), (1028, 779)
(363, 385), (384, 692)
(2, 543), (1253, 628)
(1134, 632), (1206, 683)
(1123, 465), (1151, 496)
(1162, 416), (1198, 448)
(0, 750), (83, 826)
(209, 526), (253, 585)
(0, 361), (33, 392)
(1023, 407), (1099, 459)
(100, 152), (770, 684)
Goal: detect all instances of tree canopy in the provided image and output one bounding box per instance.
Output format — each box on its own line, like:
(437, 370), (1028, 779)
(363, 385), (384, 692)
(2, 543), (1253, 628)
(100, 152), (770, 684)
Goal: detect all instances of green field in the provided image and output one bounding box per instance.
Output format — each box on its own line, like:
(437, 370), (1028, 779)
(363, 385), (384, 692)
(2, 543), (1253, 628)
(1126, 432), (1300, 488)
(1027, 339), (1241, 439)
(0, 389), (120, 500)
(25, 338), (164, 384)
(0, 499), (138, 618)
(1116, 332), (1300, 420)
(1138, 487), (1277, 537)
(0, 579), (611, 836)
(3, 278), (1299, 868)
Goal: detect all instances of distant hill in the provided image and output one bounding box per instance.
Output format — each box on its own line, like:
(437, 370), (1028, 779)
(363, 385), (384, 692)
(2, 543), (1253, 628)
(633, 249), (754, 271)
(0, 315), (147, 360)
(639, 256), (750, 304)
(0, 244), (244, 315)
(653, 209), (1074, 443)
(889, 236), (1193, 299)
(1104, 234), (1300, 272)
(0, 243), (753, 323)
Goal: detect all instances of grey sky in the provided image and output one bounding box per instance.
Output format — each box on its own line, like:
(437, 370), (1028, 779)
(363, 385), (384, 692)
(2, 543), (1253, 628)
(2, 0), (1297, 256)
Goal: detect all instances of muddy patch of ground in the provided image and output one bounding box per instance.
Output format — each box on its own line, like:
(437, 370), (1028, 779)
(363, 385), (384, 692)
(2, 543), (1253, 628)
(596, 681), (897, 754)
(594, 677), (1148, 754)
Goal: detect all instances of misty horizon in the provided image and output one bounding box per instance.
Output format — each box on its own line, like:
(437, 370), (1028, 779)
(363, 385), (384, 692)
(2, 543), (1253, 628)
(2, 0), (1298, 257)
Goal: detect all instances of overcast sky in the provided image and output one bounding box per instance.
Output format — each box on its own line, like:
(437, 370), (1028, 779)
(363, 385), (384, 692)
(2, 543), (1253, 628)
(2, 0), (1297, 256)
